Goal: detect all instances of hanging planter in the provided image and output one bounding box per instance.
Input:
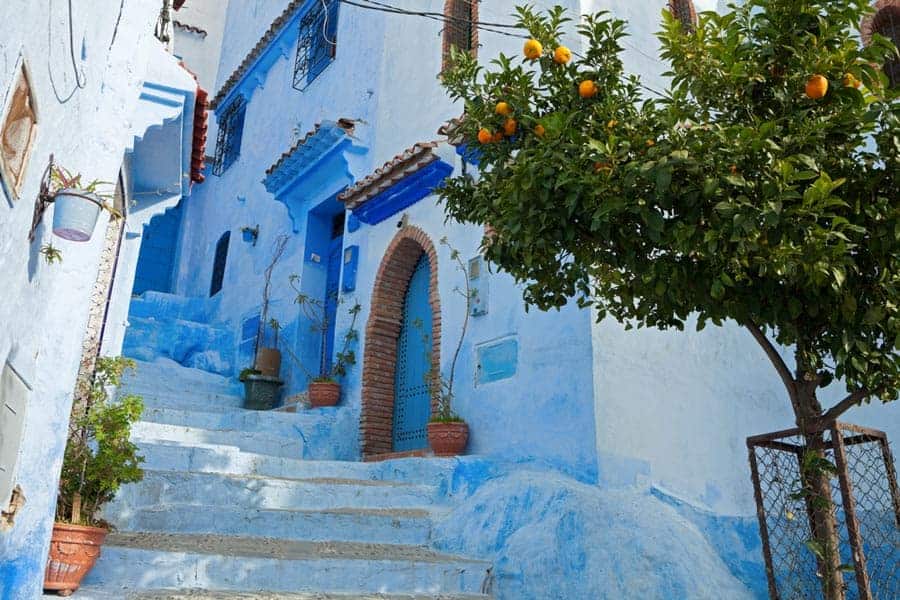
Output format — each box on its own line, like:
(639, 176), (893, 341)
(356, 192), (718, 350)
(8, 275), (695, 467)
(29, 161), (120, 243)
(52, 189), (103, 242)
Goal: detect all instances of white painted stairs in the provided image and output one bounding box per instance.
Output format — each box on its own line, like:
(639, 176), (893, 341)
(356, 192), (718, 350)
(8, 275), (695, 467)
(61, 359), (490, 599)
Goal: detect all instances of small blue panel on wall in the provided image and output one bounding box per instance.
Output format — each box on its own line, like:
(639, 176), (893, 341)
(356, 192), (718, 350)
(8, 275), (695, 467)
(468, 256), (488, 316)
(476, 337), (518, 385)
(342, 245), (359, 292)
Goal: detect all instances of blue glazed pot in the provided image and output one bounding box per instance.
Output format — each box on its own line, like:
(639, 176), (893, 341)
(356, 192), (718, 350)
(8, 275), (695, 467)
(52, 189), (101, 242)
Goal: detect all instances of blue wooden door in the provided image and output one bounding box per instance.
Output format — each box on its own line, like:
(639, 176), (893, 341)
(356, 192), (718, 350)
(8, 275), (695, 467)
(323, 236), (342, 373)
(393, 254), (432, 451)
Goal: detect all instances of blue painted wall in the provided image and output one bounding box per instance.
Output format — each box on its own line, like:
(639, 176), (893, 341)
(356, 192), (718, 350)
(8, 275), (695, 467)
(133, 203), (184, 295)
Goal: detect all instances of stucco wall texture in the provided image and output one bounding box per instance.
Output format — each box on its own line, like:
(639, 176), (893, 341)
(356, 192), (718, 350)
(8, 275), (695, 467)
(0, 2), (175, 597)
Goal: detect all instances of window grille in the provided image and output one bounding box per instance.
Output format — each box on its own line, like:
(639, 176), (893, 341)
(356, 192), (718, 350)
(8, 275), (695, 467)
(209, 231), (230, 296)
(873, 7), (900, 88)
(0, 58), (38, 199)
(668, 0), (697, 33)
(442, 0), (478, 71)
(293, 0), (339, 91)
(212, 97), (246, 175)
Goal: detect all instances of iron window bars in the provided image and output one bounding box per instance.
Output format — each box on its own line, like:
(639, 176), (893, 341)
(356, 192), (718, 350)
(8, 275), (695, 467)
(293, 0), (339, 91)
(213, 96), (246, 175)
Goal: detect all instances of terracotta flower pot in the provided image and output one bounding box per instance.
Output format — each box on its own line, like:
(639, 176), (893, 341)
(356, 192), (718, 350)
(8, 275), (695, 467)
(308, 381), (340, 407)
(254, 347), (282, 377)
(427, 421), (469, 457)
(44, 522), (108, 596)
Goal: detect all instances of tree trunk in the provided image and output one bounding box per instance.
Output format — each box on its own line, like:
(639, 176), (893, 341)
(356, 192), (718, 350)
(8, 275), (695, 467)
(795, 380), (845, 600)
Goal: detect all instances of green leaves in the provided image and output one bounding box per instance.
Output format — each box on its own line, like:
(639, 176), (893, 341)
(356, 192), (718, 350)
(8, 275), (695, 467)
(439, 1), (900, 409)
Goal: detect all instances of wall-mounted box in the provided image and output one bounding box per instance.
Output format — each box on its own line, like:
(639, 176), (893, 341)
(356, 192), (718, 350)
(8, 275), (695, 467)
(476, 336), (518, 385)
(1, 361), (30, 506)
(468, 256), (488, 317)
(342, 245), (359, 292)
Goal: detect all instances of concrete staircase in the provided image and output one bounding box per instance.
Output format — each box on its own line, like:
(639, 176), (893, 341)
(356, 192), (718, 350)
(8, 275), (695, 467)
(68, 359), (490, 599)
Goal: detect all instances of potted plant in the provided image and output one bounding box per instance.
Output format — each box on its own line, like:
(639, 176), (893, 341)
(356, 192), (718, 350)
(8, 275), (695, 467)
(239, 366), (283, 411)
(49, 166), (120, 242)
(252, 235), (288, 379)
(286, 274), (361, 408)
(45, 357), (143, 596)
(426, 237), (471, 456)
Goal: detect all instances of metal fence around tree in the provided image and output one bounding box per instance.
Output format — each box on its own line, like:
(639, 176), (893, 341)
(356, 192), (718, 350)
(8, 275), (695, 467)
(748, 422), (900, 600)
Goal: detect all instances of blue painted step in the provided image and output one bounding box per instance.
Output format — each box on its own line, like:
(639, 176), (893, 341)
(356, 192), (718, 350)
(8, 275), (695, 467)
(123, 318), (234, 376)
(84, 533), (491, 595)
(108, 470), (441, 512)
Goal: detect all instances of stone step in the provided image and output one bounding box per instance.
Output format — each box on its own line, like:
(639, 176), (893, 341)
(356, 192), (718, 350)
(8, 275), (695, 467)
(122, 359), (241, 395)
(132, 421), (304, 459)
(123, 318), (235, 375)
(129, 291), (217, 323)
(111, 504), (433, 545)
(55, 587), (489, 599)
(139, 405), (337, 440)
(136, 441), (459, 484)
(109, 469), (441, 512)
(131, 392), (247, 413)
(84, 533), (491, 595)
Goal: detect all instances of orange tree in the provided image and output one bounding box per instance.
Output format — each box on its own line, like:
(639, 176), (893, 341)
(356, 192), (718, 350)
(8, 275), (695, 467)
(439, 2), (898, 596)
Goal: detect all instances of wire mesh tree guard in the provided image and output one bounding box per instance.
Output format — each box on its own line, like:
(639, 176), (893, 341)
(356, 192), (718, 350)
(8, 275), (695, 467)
(747, 422), (900, 599)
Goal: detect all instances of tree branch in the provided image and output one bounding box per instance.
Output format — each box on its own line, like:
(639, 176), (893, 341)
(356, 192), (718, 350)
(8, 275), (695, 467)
(819, 388), (873, 423)
(744, 322), (797, 404)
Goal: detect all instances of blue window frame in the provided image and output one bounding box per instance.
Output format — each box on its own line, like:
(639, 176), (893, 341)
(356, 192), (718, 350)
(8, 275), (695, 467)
(209, 231), (230, 296)
(213, 97), (246, 175)
(292, 0), (338, 91)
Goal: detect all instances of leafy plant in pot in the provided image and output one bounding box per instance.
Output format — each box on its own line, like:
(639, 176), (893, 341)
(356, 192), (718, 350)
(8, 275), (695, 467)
(49, 165), (120, 242)
(45, 357), (143, 596)
(425, 237), (471, 456)
(241, 236), (288, 410)
(285, 274), (361, 407)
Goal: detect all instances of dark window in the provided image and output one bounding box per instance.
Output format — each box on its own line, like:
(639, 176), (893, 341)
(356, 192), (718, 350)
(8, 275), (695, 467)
(873, 7), (900, 88)
(668, 0), (697, 33)
(442, 0), (477, 71)
(209, 231), (230, 296)
(212, 97), (246, 175)
(293, 0), (339, 91)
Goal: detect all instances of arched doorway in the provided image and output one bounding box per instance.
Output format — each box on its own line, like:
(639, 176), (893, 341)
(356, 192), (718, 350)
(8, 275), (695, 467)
(360, 226), (440, 458)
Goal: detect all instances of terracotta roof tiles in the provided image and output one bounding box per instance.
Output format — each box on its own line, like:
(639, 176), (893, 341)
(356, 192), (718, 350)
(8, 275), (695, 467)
(338, 142), (441, 208)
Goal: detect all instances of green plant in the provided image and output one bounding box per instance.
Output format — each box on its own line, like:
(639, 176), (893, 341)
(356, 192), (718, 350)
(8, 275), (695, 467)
(440, 3), (898, 596)
(255, 235), (289, 356)
(50, 165), (120, 217)
(40, 243), (63, 265)
(286, 274), (361, 383)
(424, 237), (472, 423)
(238, 367), (262, 382)
(56, 357), (143, 526)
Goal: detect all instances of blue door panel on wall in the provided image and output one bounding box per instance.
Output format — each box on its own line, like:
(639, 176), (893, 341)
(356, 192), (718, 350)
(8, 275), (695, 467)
(323, 236), (342, 373)
(393, 254), (432, 451)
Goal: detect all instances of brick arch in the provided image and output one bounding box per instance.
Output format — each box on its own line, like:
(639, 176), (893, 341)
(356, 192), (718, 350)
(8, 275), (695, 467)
(861, 0), (900, 45)
(668, 0), (698, 31)
(360, 226), (441, 458)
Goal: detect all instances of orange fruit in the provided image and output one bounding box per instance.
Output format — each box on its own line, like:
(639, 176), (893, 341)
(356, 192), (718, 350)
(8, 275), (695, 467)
(805, 74), (829, 99)
(534, 124), (546, 137)
(579, 80), (598, 99)
(524, 39), (543, 60)
(495, 101), (512, 116)
(491, 131), (504, 143)
(477, 128), (492, 145)
(594, 161), (612, 173)
(729, 164), (738, 175)
(607, 119), (618, 129)
(553, 46), (572, 64)
(646, 139), (655, 147)
(842, 73), (861, 89)
(503, 118), (518, 136)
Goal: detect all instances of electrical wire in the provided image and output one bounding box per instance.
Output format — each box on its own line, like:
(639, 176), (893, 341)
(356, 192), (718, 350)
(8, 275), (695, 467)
(48, 0), (87, 104)
(322, 0), (337, 47)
